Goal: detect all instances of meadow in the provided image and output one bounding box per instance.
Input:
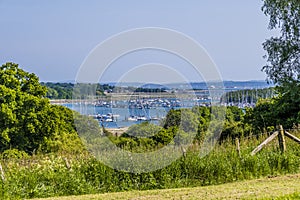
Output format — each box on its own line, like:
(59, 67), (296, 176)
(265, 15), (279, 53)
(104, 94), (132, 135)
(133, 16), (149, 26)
(1, 130), (300, 199)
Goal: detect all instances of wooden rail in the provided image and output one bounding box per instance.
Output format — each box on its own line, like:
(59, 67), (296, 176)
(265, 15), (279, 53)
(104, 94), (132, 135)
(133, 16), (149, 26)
(251, 125), (300, 156)
(251, 131), (279, 156)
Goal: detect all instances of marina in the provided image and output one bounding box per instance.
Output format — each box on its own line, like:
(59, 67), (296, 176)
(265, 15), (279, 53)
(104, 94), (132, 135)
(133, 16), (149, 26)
(63, 96), (209, 128)
(59, 81), (274, 128)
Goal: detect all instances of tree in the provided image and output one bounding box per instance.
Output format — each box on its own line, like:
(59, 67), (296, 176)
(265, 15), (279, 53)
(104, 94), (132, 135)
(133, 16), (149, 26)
(262, 0), (300, 84)
(260, 1), (300, 128)
(220, 106), (245, 141)
(124, 122), (162, 138)
(0, 63), (84, 154)
(244, 99), (277, 133)
(163, 108), (199, 133)
(0, 63), (47, 97)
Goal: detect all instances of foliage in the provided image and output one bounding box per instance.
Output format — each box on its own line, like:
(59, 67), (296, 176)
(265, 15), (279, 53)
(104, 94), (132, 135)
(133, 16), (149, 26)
(42, 82), (75, 99)
(124, 122), (162, 138)
(262, 0), (300, 84)
(245, 85), (300, 131)
(274, 82), (300, 127)
(245, 98), (277, 133)
(42, 82), (117, 99)
(114, 122), (174, 151)
(259, 0), (300, 128)
(134, 87), (167, 93)
(1, 149), (29, 159)
(162, 108), (199, 133)
(0, 63), (84, 154)
(220, 106), (245, 140)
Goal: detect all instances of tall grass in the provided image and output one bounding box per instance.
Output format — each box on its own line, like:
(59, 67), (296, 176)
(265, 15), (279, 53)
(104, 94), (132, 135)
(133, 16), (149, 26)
(1, 131), (300, 199)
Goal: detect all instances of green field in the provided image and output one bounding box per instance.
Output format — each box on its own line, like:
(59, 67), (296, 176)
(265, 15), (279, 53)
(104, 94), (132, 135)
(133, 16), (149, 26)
(34, 173), (300, 200)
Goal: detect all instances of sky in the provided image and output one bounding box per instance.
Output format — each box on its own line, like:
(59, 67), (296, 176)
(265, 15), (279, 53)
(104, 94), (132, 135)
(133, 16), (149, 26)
(0, 0), (279, 83)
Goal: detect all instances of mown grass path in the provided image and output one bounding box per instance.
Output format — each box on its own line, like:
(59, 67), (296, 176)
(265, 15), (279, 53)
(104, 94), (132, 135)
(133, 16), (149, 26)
(34, 173), (300, 200)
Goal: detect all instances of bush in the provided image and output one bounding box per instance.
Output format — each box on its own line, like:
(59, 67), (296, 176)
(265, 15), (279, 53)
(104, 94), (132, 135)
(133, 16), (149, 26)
(1, 149), (29, 159)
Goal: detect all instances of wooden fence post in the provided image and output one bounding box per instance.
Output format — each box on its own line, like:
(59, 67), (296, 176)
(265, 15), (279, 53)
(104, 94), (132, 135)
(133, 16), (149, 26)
(0, 163), (5, 182)
(181, 146), (187, 158)
(63, 158), (71, 170)
(278, 125), (286, 153)
(235, 138), (241, 157)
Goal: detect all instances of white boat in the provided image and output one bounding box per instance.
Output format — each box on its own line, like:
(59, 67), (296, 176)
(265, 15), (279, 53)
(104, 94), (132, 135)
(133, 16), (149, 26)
(137, 116), (148, 121)
(90, 113), (119, 122)
(127, 116), (138, 121)
(126, 115), (148, 121)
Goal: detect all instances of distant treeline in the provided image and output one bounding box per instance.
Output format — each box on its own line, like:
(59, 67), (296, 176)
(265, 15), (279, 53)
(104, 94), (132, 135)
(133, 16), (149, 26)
(41, 82), (74, 99)
(42, 82), (166, 99)
(221, 87), (275, 104)
(41, 82), (114, 99)
(134, 87), (167, 93)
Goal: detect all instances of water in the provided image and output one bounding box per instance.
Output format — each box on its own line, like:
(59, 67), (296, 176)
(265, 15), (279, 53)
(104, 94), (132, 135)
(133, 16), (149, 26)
(63, 103), (172, 128)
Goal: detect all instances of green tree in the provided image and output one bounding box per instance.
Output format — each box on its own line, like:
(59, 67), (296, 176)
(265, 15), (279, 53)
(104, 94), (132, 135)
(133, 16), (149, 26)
(220, 106), (245, 141)
(163, 108), (198, 133)
(0, 63), (84, 154)
(0, 63), (47, 96)
(192, 106), (210, 142)
(262, 0), (300, 84)
(151, 127), (176, 145)
(124, 122), (162, 138)
(260, 0), (300, 128)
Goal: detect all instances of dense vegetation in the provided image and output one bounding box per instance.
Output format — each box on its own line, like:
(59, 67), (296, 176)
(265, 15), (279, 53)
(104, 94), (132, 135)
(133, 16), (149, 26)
(0, 63), (85, 155)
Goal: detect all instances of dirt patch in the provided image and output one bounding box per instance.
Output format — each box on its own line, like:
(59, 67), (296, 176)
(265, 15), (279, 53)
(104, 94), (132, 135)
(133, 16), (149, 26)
(106, 127), (129, 136)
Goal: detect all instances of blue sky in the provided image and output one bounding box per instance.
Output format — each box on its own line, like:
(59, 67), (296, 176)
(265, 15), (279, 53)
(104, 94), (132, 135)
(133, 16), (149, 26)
(0, 0), (278, 82)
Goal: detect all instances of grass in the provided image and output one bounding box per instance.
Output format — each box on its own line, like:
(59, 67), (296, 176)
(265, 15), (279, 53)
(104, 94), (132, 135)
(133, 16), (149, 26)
(33, 173), (300, 200)
(1, 131), (300, 199)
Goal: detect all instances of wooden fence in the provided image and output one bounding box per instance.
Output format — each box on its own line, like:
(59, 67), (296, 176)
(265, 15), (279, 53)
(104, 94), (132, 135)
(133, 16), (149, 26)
(251, 125), (300, 156)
